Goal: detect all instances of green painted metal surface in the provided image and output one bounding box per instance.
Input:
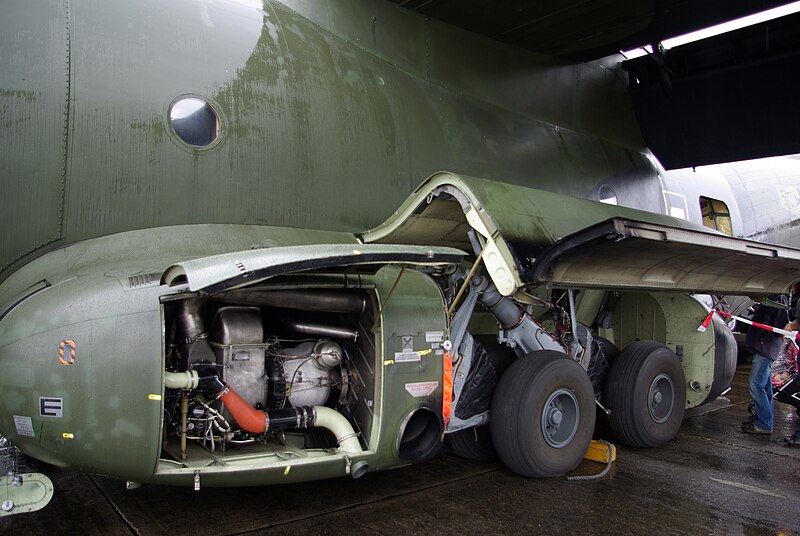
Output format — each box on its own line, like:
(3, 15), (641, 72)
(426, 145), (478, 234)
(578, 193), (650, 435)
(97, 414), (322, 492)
(363, 172), (800, 296)
(363, 172), (718, 295)
(613, 292), (721, 409)
(0, 0), (663, 284)
(374, 172), (697, 242)
(0, 224), (363, 482)
(0, 0), (68, 274)
(0, 222), (451, 485)
(0, 473), (54, 517)
(163, 243), (465, 292)
(371, 265), (448, 467)
(3, 0), (796, 493)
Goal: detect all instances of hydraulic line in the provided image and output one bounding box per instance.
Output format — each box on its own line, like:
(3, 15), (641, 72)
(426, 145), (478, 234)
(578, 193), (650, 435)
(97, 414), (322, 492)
(472, 276), (563, 354)
(180, 393), (188, 461)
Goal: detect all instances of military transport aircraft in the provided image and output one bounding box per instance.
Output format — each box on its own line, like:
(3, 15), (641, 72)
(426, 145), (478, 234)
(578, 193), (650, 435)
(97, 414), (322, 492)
(3, 0), (800, 516)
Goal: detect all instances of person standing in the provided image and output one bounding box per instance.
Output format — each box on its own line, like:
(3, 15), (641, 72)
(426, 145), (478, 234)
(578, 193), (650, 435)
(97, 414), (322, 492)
(782, 285), (800, 446)
(741, 294), (790, 434)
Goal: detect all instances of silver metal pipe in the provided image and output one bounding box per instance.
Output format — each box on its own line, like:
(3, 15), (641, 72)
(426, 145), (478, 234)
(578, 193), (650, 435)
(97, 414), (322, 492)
(217, 290), (366, 315)
(176, 298), (206, 339)
(283, 319), (358, 342)
(176, 298), (216, 366)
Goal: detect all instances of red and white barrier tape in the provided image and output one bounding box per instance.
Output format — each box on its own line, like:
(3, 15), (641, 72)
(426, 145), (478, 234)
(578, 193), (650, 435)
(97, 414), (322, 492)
(698, 309), (799, 343)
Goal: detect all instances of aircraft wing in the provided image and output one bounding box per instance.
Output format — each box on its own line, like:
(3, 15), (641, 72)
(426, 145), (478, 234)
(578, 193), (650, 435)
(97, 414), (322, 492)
(362, 172), (800, 296)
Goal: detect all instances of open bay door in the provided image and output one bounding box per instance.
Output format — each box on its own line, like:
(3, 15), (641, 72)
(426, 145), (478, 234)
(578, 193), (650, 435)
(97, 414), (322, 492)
(362, 171), (800, 297)
(162, 243), (466, 292)
(361, 172), (800, 477)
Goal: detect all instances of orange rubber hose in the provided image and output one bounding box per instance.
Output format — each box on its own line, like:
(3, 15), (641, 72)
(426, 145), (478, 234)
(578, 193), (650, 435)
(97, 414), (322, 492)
(219, 386), (268, 433)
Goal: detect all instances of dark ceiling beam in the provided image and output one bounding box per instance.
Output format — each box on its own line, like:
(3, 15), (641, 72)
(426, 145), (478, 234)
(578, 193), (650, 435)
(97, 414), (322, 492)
(387, 0), (796, 61)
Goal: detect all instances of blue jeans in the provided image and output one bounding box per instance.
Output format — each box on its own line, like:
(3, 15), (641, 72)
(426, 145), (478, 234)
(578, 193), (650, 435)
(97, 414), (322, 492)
(748, 353), (774, 430)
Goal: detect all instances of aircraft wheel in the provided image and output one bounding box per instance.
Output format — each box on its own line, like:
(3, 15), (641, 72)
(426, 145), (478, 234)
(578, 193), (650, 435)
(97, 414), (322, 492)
(445, 426), (496, 461)
(490, 351), (595, 477)
(605, 341), (686, 447)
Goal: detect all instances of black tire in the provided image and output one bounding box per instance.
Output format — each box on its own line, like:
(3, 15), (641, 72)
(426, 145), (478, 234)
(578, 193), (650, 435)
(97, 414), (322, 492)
(481, 339), (516, 377)
(748, 402), (756, 418)
(490, 351), (595, 478)
(445, 425), (497, 461)
(605, 341), (686, 447)
(589, 336), (619, 399)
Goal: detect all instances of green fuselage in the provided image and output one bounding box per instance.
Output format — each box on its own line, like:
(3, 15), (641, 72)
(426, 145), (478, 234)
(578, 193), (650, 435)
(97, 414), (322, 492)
(5, 0), (800, 491)
(1, 0), (665, 283)
(0, 0), (670, 489)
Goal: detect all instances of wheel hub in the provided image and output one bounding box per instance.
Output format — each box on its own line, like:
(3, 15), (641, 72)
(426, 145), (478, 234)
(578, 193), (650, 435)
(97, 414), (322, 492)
(549, 410), (563, 426)
(648, 373), (675, 424)
(541, 388), (579, 448)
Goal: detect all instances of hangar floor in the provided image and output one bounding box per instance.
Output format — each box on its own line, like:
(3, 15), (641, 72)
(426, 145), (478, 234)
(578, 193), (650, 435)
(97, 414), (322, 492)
(2, 364), (799, 535)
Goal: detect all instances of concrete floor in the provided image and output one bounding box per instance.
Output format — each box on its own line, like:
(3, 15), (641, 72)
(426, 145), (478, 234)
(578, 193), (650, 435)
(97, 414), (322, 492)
(2, 365), (799, 535)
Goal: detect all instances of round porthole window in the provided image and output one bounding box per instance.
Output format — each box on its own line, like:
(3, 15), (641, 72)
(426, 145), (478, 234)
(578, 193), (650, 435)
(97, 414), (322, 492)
(597, 185), (618, 205)
(169, 96), (220, 147)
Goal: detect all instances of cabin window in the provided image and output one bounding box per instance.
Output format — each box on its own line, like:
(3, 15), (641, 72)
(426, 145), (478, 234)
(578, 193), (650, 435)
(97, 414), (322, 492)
(663, 191), (688, 219)
(699, 196), (733, 235)
(597, 185), (618, 205)
(169, 96), (220, 147)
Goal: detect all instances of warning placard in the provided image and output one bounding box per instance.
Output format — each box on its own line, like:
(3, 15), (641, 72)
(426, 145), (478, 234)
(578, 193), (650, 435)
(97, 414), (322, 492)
(405, 381), (439, 397)
(13, 415), (35, 437)
(395, 351), (421, 363)
(425, 331), (444, 342)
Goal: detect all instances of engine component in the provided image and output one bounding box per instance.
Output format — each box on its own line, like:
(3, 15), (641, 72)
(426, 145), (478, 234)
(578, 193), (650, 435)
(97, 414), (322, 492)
(209, 306), (266, 418)
(216, 383), (313, 433)
(279, 340), (344, 407)
(180, 393), (188, 460)
(176, 298), (217, 368)
(266, 357), (287, 409)
(218, 289), (366, 315)
(210, 306), (263, 344)
(167, 297), (357, 455)
(283, 319), (358, 342)
(182, 398), (232, 453)
(216, 385), (362, 454)
(166, 370), (364, 455)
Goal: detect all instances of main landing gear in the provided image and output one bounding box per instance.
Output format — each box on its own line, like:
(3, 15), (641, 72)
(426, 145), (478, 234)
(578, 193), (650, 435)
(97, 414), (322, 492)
(490, 351), (595, 478)
(450, 340), (686, 477)
(604, 341), (686, 447)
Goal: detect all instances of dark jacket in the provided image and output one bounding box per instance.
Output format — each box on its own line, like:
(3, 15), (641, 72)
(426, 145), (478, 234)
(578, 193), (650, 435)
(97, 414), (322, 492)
(745, 294), (790, 359)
